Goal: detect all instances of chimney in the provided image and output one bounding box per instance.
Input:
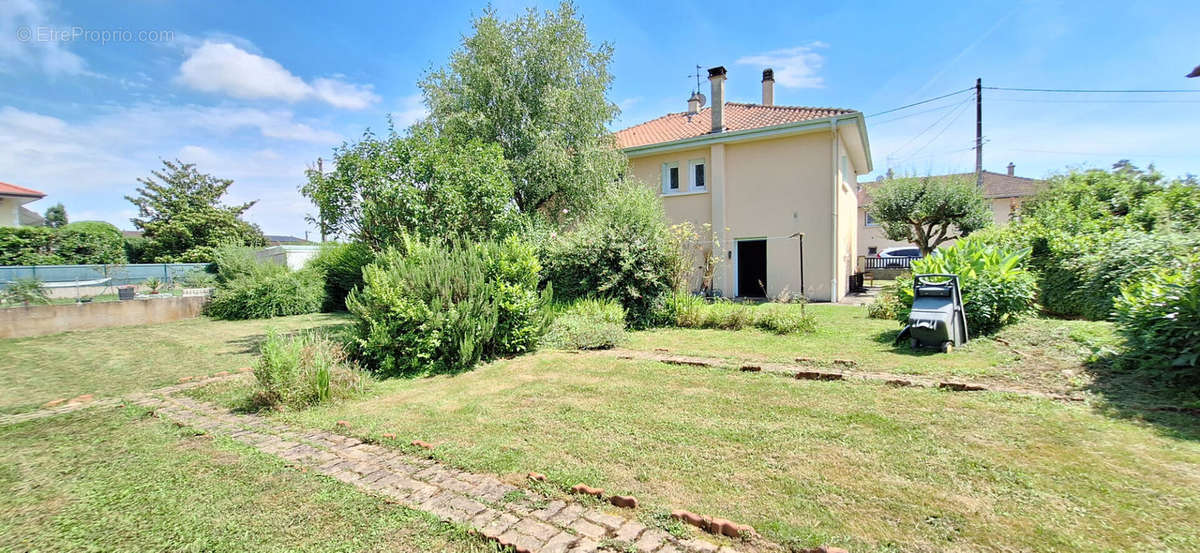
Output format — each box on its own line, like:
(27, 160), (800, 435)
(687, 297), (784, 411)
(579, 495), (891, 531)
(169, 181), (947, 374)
(1006, 162), (1015, 176)
(761, 68), (775, 106)
(687, 92), (703, 115)
(708, 66), (726, 133)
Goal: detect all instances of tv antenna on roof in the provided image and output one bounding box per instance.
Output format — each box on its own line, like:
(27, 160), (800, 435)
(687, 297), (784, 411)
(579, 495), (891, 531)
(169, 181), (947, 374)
(687, 64), (706, 107)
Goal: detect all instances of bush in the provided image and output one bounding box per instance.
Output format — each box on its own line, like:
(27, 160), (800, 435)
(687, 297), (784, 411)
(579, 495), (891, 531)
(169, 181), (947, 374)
(206, 268), (325, 320)
(896, 237), (1036, 335)
(1112, 260), (1200, 376)
(306, 242), (374, 311)
(866, 285), (901, 320)
(754, 303), (817, 334)
(543, 181), (684, 328)
(206, 246), (324, 320)
(660, 292), (816, 334)
(253, 329), (367, 410)
(177, 269), (216, 288)
(346, 237), (548, 376)
(1, 278), (50, 307)
(0, 223), (126, 265)
(541, 298), (627, 350)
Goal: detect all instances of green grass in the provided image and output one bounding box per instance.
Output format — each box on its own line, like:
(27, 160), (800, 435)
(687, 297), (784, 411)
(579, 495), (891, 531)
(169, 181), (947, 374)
(0, 313), (350, 413)
(629, 304), (1118, 394)
(0, 408), (493, 552)
(191, 352), (1200, 553)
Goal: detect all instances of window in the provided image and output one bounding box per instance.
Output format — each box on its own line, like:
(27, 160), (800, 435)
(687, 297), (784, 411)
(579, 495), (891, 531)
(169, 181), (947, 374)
(868, 247), (878, 255)
(689, 159), (706, 190)
(661, 162), (679, 193)
(865, 213), (878, 227)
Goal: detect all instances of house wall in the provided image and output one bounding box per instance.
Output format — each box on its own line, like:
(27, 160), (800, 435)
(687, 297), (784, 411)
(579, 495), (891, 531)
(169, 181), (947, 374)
(835, 136), (859, 299)
(629, 131), (847, 301)
(0, 197), (20, 227)
(856, 196), (1025, 258)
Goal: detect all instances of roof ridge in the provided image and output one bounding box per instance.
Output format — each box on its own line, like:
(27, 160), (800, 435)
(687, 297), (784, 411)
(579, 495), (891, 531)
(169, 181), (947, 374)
(0, 181), (46, 197)
(724, 101), (857, 112)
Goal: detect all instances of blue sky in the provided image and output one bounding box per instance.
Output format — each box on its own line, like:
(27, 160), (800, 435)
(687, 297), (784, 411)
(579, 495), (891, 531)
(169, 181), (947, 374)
(2, 0), (1198, 237)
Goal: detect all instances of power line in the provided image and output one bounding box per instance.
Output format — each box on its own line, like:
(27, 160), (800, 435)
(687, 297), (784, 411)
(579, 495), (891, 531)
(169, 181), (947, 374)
(870, 100), (969, 126)
(886, 94), (974, 159)
(891, 98), (975, 165)
(984, 86), (1200, 93)
(865, 87), (973, 118)
(990, 98), (1200, 104)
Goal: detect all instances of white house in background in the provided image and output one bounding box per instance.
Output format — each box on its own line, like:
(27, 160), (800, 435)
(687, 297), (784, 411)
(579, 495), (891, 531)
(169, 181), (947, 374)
(856, 165), (1043, 257)
(0, 181), (46, 227)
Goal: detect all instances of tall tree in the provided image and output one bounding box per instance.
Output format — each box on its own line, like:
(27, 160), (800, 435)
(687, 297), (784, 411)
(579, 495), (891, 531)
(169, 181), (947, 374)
(867, 174), (992, 256)
(301, 127), (518, 249)
(42, 203), (67, 227)
(419, 1), (625, 215)
(126, 160), (266, 262)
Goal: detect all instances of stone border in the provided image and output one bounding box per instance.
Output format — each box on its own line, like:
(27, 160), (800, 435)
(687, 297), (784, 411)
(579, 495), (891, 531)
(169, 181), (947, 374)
(603, 349), (1087, 403)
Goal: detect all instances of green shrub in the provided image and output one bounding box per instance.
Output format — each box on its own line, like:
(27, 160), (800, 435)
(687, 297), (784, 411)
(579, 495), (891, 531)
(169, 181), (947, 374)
(0, 223), (126, 265)
(661, 291), (706, 328)
(253, 329), (368, 410)
(896, 237), (1036, 335)
(205, 246), (323, 320)
(754, 303), (816, 334)
(701, 300), (756, 330)
(541, 298), (627, 350)
(543, 181), (683, 328)
(866, 285), (901, 320)
(177, 269), (216, 288)
(346, 237), (548, 376)
(1, 278), (50, 307)
(306, 242), (374, 311)
(1112, 260), (1200, 376)
(661, 293), (816, 335)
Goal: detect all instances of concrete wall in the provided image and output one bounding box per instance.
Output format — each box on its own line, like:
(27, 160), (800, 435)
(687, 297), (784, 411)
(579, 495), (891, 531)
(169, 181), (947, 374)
(628, 129), (854, 301)
(0, 296), (209, 339)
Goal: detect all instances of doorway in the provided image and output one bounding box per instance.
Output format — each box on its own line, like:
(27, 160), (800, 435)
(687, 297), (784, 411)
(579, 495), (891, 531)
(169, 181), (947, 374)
(736, 239), (767, 297)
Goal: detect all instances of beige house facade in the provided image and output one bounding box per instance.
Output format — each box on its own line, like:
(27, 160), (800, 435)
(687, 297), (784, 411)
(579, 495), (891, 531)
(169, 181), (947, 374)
(856, 167), (1042, 257)
(615, 67), (871, 302)
(0, 182), (46, 227)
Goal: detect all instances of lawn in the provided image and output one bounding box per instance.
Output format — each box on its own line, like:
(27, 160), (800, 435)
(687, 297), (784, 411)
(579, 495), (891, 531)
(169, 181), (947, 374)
(192, 352), (1200, 553)
(0, 312), (350, 414)
(628, 304), (1119, 395)
(0, 408), (492, 552)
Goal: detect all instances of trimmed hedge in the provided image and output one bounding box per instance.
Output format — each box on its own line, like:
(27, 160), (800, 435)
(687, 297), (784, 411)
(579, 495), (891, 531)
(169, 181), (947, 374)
(0, 223), (125, 265)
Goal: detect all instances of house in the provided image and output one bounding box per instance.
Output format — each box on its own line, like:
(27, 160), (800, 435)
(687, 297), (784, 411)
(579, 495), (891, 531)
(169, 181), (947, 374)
(856, 166), (1042, 257)
(0, 181), (46, 227)
(615, 66), (871, 302)
(265, 234), (313, 246)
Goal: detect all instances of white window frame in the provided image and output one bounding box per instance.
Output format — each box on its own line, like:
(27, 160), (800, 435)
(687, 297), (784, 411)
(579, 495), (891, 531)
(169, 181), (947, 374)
(688, 159), (706, 191)
(661, 162), (680, 194)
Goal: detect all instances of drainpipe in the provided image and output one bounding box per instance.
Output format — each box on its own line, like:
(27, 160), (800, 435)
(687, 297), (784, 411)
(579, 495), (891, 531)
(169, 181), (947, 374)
(830, 117), (841, 303)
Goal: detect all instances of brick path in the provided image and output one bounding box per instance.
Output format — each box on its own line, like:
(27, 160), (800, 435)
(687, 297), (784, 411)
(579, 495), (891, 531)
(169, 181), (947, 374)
(120, 392), (742, 553)
(0, 373), (247, 426)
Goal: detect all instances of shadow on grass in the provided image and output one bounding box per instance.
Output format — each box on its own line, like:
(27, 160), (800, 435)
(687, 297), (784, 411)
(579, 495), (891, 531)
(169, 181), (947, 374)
(1084, 355), (1200, 441)
(869, 328), (943, 357)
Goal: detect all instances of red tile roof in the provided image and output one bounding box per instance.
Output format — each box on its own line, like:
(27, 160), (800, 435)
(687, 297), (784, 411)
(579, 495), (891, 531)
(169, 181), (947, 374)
(615, 102), (856, 149)
(857, 171), (1043, 205)
(0, 181), (45, 198)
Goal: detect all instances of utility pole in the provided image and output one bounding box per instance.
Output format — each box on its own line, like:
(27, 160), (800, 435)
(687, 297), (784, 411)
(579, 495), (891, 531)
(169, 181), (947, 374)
(975, 78), (983, 189)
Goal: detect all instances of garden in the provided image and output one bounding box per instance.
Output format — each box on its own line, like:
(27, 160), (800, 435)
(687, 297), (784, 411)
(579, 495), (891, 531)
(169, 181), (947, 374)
(3, 4), (1199, 553)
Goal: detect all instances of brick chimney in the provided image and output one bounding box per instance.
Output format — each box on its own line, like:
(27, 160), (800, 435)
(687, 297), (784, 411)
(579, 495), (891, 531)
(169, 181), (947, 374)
(1007, 162), (1015, 176)
(761, 68), (774, 106)
(708, 66), (726, 133)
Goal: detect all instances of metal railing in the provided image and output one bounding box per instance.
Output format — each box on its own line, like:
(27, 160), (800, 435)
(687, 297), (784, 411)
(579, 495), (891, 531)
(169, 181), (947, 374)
(863, 256), (920, 270)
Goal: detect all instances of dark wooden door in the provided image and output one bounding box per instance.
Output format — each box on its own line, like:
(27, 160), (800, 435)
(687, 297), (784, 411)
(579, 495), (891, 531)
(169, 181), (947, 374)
(737, 240), (767, 297)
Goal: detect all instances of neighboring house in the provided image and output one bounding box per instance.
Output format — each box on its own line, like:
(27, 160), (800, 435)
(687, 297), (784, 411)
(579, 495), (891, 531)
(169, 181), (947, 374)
(615, 66), (871, 302)
(265, 234), (313, 246)
(0, 181), (46, 227)
(856, 166), (1042, 257)
(19, 207), (44, 226)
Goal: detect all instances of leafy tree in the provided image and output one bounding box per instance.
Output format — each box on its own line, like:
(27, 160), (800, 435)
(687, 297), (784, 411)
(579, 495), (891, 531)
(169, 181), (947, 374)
(126, 160), (266, 262)
(301, 127), (517, 249)
(42, 203), (67, 228)
(419, 1), (625, 215)
(867, 174), (992, 255)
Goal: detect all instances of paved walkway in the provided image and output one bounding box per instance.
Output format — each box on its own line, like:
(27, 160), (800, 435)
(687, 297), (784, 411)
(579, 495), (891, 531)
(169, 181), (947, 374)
(117, 392), (744, 553)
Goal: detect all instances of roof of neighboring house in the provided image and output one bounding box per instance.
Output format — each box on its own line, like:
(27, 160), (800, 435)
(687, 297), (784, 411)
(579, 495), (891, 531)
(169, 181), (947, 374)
(857, 170), (1043, 206)
(122, 230), (143, 238)
(266, 234), (312, 245)
(0, 181), (46, 198)
(615, 102), (858, 149)
(19, 207), (44, 226)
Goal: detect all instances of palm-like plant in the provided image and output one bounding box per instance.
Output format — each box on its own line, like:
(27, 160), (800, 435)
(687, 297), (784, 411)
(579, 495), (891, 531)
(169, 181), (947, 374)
(2, 278), (51, 307)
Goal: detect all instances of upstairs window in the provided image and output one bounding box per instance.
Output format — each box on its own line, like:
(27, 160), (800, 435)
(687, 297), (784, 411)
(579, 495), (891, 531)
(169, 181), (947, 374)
(661, 162), (680, 193)
(865, 213), (879, 227)
(689, 159), (706, 190)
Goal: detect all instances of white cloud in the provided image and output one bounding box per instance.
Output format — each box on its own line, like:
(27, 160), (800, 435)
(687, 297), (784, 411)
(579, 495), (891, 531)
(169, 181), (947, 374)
(0, 0), (89, 76)
(391, 94), (428, 128)
(736, 43), (827, 88)
(176, 41), (380, 109)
